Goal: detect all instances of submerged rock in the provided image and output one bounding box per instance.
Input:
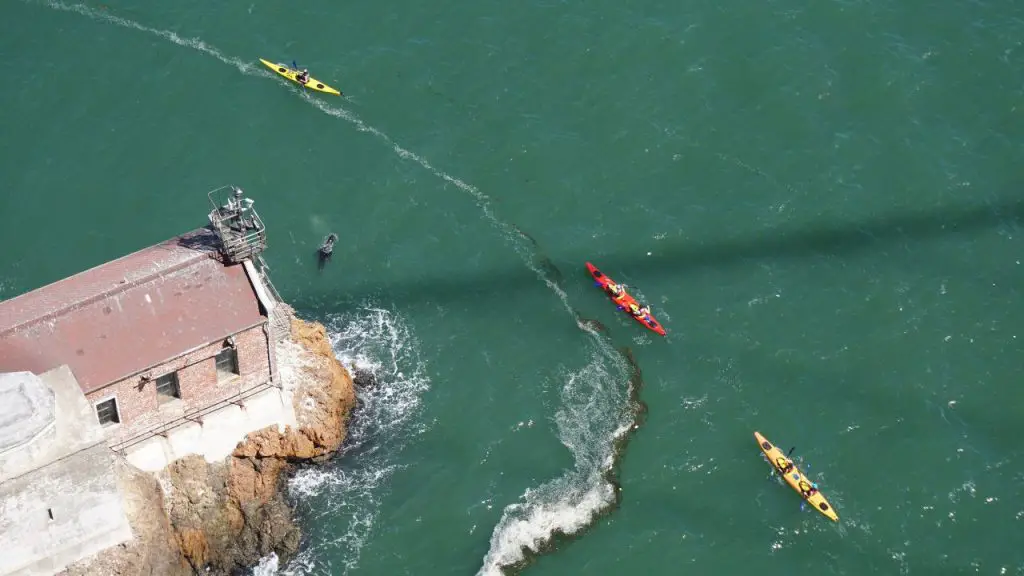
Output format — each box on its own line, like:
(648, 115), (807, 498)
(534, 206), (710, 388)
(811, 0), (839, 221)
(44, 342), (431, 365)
(352, 366), (378, 389)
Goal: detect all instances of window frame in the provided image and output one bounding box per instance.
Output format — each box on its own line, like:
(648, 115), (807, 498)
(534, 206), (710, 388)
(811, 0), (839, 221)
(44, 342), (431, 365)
(155, 371), (181, 402)
(94, 396), (121, 426)
(214, 344), (239, 382)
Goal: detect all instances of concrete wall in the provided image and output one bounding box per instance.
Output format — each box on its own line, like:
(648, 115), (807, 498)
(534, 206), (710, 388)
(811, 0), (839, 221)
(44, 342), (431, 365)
(0, 366), (132, 576)
(86, 323), (273, 447)
(1, 367), (107, 483)
(125, 385), (297, 472)
(0, 373), (56, 479)
(0, 446), (132, 576)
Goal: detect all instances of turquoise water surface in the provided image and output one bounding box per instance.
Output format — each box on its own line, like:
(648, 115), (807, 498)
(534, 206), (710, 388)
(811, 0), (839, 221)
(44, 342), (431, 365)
(3, 1), (1024, 574)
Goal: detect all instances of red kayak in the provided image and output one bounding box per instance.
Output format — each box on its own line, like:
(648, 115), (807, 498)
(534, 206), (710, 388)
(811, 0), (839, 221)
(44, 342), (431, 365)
(586, 262), (666, 336)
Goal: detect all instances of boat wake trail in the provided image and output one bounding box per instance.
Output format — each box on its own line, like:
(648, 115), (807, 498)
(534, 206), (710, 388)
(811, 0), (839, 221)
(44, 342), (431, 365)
(36, 0), (560, 310)
(40, 1), (268, 77)
(36, 1), (564, 307)
(297, 93), (575, 313)
(29, 3), (647, 573)
(308, 90), (647, 572)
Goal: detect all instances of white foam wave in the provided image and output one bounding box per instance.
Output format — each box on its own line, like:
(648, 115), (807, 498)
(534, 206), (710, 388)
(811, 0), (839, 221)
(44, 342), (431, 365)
(478, 348), (634, 574)
(302, 76), (636, 576)
(252, 553), (280, 576)
(256, 306), (429, 576)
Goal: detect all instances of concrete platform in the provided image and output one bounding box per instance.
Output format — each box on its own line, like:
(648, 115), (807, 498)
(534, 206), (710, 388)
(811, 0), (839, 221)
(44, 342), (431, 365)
(0, 366), (132, 576)
(0, 372), (55, 460)
(0, 367), (107, 483)
(1, 445), (133, 576)
(125, 385), (296, 472)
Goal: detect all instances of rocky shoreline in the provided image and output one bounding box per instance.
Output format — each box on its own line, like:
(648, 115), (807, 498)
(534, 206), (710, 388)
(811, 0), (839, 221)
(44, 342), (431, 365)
(61, 307), (357, 576)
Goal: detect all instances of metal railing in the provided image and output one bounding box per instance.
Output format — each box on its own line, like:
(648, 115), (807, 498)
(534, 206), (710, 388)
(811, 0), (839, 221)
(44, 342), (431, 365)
(206, 185), (267, 264)
(109, 379), (281, 456)
(255, 254), (285, 303)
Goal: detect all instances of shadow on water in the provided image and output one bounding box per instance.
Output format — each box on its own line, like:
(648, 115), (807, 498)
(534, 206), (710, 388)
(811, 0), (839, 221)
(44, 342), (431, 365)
(625, 194), (1024, 275)
(282, 195), (1022, 575)
(299, 197), (1024, 306)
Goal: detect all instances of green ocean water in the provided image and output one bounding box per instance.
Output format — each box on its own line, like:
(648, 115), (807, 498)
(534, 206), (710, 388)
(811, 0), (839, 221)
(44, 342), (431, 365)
(2, 0), (1024, 574)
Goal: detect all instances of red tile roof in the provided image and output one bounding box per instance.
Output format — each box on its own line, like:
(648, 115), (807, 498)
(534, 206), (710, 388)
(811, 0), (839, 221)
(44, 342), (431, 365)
(0, 229), (266, 394)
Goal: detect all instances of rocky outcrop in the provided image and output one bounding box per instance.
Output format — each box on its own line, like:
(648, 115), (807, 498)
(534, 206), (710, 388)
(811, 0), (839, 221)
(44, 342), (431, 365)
(235, 313), (356, 462)
(160, 453), (299, 573)
(60, 307), (356, 575)
(164, 309), (357, 574)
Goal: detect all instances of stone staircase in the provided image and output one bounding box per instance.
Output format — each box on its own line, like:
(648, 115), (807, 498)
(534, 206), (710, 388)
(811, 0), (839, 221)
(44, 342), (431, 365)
(269, 307), (292, 343)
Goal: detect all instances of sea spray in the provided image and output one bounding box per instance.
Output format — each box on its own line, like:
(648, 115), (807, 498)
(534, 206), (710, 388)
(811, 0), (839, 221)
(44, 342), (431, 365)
(251, 553), (280, 576)
(278, 306), (431, 576)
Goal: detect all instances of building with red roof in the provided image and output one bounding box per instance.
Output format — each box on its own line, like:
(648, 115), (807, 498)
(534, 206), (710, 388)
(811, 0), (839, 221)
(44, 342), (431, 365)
(0, 187), (290, 460)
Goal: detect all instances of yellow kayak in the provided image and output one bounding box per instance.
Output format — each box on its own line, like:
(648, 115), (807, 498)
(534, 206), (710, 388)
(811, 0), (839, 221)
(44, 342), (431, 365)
(754, 431), (839, 522)
(259, 58), (341, 96)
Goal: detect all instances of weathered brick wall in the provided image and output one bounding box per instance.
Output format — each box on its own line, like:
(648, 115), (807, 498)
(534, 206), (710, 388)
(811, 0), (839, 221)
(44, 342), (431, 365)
(85, 323), (274, 447)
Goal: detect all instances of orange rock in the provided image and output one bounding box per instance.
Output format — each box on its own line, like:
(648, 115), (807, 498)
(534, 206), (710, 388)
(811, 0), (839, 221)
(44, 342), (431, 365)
(177, 528), (209, 568)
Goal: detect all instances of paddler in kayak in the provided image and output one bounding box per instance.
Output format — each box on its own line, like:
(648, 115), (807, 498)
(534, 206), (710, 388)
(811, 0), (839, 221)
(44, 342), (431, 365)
(798, 480), (817, 498)
(296, 68), (310, 84)
(606, 282), (626, 300)
(797, 480), (821, 499)
(775, 456), (795, 475)
(628, 303), (652, 319)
